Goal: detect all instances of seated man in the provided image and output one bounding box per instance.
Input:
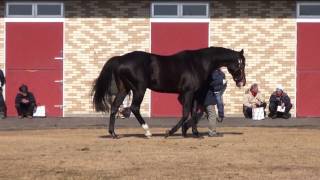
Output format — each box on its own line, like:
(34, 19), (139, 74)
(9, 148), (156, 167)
(243, 83), (266, 118)
(15, 84), (36, 119)
(268, 85), (292, 119)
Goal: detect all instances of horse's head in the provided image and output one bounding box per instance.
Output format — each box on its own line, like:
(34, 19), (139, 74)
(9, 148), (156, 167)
(226, 49), (246, 87)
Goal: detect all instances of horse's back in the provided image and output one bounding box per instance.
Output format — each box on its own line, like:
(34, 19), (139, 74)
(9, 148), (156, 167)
(114, 49), (210, 93)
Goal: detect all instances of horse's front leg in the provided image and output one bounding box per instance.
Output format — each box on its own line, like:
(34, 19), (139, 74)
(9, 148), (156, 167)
(165, 92), (194, 138)
(109, 91), (127, 139)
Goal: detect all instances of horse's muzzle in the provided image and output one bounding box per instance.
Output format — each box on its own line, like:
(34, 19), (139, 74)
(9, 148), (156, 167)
(236, 79), (246, 87)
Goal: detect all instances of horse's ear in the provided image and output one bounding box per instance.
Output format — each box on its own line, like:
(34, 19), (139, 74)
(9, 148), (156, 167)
(240, 49), (244, 55)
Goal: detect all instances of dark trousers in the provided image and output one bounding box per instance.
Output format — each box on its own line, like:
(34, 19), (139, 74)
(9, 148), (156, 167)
(269, 102), (292, 117)
(243, 102), (267, 118)
(0, 91), (6, 117)
(16, 103), (35, 117)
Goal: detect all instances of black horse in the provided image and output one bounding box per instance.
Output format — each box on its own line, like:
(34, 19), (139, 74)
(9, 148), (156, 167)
(92, 46), (246, 138)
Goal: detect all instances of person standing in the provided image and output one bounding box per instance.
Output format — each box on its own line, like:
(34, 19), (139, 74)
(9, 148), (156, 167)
(202, 68), (227, 137)
(182, 68), (227, 137)
(0, 69), (6, 119)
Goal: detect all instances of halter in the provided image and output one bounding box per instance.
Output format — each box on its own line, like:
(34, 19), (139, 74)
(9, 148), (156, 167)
(233, 58), (245, 82)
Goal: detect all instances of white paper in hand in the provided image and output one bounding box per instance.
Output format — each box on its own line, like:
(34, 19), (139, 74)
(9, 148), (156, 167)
(277, 106), (285, 112)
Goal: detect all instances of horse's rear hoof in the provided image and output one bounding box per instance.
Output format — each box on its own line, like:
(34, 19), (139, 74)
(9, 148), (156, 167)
(182, 124), (189, 137)
(112, 135), (120, 139)
(109, 132), (120, 139)
(192, 132), (202, 138)
(145, 132), (152, 139)
(164, 130), (171, 138)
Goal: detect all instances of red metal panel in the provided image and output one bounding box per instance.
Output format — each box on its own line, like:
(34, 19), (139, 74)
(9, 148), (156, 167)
(6, 70), (62, 117)
(6, 22), (63, 70)
(6, 23), (63, 117)
(297, 71), (320, 117)
(297, 23), (320, 117)
(151, 23), (208, 117)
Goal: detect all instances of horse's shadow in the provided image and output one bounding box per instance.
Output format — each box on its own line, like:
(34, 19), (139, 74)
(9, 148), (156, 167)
(99, 131), (243, 139)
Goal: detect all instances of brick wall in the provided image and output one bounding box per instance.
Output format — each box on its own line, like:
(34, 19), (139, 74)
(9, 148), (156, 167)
(64, 0), (151, 116)
(1, 0), (296, 117)
(210, 0), (296, 116)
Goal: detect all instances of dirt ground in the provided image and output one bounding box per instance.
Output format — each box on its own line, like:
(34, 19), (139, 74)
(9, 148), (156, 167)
(0, 127), (319, 180)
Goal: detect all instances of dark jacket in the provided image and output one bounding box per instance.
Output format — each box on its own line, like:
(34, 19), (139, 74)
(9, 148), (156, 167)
(0, 69), (5, 90)
(209, 69), (226, 92)
(15, 92), (36, 106)
(204, 69), (227, 106)
(269, 91), (291, 106)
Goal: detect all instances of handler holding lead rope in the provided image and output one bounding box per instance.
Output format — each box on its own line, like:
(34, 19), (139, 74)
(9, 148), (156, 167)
(203, 68), (227, 137)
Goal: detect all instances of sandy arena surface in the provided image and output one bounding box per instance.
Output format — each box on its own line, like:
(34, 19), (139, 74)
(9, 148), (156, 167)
(0, 127), (319, 180)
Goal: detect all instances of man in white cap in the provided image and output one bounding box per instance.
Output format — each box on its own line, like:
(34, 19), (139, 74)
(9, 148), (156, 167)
(268, 84), (292, 119)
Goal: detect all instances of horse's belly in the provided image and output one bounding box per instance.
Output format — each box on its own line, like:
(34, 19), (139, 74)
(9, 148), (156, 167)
(149, 80), (180, 93)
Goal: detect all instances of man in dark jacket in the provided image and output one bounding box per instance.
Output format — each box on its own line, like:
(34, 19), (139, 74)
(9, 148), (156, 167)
(268, 85), (292, 119)
(0, 69), (6, 119)
(203, 68), (227, 137)
(15, 84), (36, 119)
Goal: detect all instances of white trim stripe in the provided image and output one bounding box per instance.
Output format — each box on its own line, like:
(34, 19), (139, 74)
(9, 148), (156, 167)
(296, 18), (320, 23)
(4, 18), (65, 22)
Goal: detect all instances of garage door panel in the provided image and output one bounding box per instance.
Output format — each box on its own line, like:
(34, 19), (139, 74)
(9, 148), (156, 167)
(151, 23), (209, 55)
(6, 70), (62, 117)
(297, 23), (320, 71)
(6, 22), (63, 70)
(6, 22), (63, 117)
(297, 71), (320, 117)
(151, 22), (208, 117)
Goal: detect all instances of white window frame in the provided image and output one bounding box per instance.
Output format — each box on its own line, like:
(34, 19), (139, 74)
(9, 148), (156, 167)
(296, 2), (320, 22)
(181, 2), (209, 18)
(35, 2), (64, 18)
(152, 3), (179, 18)
(6, 2), (64, 18)
(6, 2), (35, 18)
(151, 2), (209, 18)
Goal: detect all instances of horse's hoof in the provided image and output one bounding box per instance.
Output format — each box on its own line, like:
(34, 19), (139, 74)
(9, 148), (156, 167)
(192, 132), (202, 138)
(182, 124), (189, 137)
(109, 132), (119, 139)
(145, 132), (152, 139)
(164, 130), (171, 138)
(112, 135), (120, 139)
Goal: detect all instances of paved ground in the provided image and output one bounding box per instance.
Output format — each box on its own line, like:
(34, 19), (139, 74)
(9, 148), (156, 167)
(0, 116), (319, 131)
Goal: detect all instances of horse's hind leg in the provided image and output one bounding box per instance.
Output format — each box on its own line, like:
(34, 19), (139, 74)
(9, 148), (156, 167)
(109, 91), (127, 138)
(165, 91), (194, 138)
(130, 88), (152, 138)
(182, 99), (200, 137)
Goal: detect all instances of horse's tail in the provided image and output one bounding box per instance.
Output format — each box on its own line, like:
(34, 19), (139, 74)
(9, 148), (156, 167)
(91, 56), (119, 112)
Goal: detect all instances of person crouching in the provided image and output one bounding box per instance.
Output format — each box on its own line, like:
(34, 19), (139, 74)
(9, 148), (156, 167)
(15, 85), (36, 119)
(268, 85), (292, 119)
(243, 83), (267, 119)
